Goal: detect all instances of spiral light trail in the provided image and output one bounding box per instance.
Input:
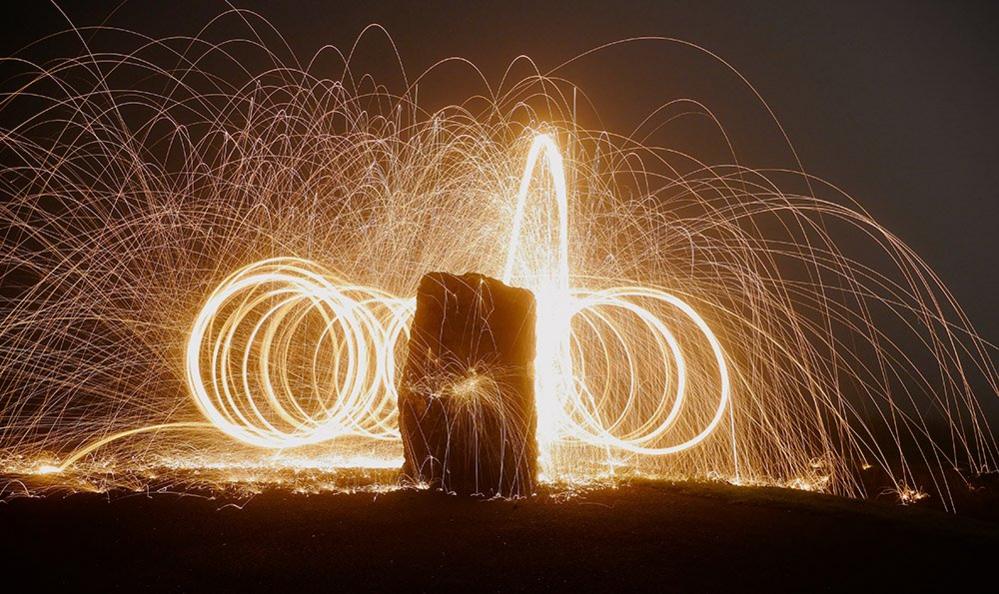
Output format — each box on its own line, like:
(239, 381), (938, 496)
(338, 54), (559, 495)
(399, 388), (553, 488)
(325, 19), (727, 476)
(186, 258), (413, 448)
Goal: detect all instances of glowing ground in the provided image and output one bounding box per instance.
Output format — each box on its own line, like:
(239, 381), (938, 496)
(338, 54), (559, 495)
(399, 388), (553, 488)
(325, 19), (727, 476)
(1, 480), (994, 592)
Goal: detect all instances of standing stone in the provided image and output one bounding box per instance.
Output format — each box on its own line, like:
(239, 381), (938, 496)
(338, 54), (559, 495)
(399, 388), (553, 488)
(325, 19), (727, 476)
(398, 272), (537, 497)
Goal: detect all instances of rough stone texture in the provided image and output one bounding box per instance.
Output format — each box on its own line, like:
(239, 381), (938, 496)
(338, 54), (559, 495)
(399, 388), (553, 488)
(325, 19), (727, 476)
(398, 272), (537, 497)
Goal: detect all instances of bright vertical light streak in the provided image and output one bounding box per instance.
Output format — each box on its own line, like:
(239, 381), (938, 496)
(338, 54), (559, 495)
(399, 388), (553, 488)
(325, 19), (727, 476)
(502, 134), (573, 463)
(502, 133), (570, 292)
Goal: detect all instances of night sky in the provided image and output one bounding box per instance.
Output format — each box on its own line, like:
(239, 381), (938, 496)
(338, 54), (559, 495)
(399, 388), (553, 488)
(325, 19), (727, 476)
(3, 0), (997, 340)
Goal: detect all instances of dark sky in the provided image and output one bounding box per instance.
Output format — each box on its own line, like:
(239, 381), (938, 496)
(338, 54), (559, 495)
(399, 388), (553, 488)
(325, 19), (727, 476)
(3, 0), (997, 340)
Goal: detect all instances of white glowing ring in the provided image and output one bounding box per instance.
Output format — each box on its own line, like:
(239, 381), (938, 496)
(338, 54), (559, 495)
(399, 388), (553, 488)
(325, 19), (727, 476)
(562, 288), (729, 454)
(185, 258), (412, 448)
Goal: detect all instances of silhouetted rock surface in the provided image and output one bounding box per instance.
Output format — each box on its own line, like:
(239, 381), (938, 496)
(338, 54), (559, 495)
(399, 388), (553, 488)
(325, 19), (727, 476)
(398, 272), (537, 496)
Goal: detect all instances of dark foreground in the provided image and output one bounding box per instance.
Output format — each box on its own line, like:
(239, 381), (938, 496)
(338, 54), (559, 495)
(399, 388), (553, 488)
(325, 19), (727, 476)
(2, 480), (995, 593)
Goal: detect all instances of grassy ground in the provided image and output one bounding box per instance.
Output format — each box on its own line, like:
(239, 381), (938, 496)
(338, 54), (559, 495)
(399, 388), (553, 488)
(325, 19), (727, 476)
(1, 478), (995, 592)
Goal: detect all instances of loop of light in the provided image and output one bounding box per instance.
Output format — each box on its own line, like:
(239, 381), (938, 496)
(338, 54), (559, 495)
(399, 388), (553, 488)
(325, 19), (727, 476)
(186, 260), (414, 448)
(185, 134), (730, 457)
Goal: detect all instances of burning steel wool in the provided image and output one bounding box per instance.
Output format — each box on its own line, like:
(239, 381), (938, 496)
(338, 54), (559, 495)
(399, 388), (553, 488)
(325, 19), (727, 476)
(0, 16), (995, 507)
